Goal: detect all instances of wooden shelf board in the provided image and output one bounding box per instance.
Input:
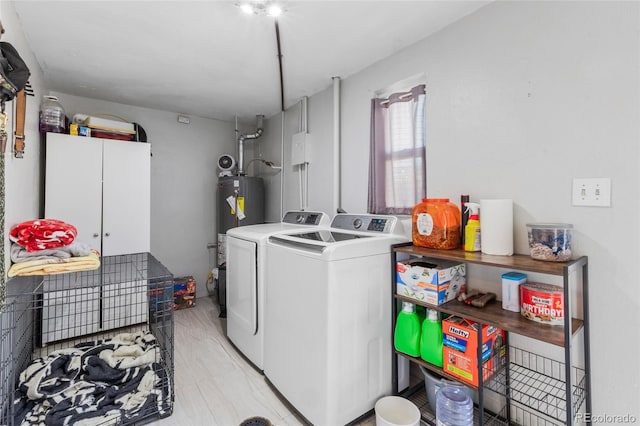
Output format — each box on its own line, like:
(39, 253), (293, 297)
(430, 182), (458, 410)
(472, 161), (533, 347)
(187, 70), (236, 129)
(393, 245), (587, 277)
(396, 295), (584, 347)
(395, 350), (479, 390)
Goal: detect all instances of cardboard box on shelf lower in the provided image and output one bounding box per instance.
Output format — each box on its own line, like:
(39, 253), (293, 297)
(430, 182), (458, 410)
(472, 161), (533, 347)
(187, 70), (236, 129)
(442, 316), (505, 387)
(173, 276), (196, 310)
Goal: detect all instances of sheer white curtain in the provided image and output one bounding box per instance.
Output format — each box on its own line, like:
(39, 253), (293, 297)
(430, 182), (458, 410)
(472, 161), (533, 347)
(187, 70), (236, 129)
(368, 84), (426, 215)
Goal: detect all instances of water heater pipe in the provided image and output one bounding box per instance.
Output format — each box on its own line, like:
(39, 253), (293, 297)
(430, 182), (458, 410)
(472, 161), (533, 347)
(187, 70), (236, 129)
(238, 114), (264, 175)
(332, 76), (342, 213)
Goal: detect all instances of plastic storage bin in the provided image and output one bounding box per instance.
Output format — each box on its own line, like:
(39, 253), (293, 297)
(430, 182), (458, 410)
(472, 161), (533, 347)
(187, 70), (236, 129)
(412, 198), (461, 250)
(420, 366), (477, 414)
(526, 223), (573, 262)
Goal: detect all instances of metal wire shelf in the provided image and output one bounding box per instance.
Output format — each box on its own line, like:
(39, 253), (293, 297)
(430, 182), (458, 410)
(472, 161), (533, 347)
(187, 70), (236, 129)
(0, 252), (175, 426)
(485, 346), (586, 424)
(404, 382), (509, 426)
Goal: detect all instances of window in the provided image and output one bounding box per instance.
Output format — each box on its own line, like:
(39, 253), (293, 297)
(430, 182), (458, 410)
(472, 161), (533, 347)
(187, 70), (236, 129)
(368, 84), (426, 215)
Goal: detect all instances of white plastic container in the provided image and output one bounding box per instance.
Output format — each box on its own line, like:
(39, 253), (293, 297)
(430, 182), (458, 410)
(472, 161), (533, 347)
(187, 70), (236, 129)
(501, 272), (526, 312)
(375, 396), (420, 426)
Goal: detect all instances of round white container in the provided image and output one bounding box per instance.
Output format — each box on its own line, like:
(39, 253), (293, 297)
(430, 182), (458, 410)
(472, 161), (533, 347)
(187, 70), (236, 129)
(375, 396), (420, 426)
(480, 199), (513, 256)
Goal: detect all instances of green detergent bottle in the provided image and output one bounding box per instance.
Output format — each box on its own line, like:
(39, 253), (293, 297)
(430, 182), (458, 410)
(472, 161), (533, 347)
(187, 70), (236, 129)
(416, 304), (426, 324)
(420, 308), (443, 367)
(394, 302), (421, 357)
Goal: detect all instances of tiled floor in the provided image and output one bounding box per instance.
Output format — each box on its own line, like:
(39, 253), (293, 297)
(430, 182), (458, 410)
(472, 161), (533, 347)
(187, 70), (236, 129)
(151, 296), (379, 426)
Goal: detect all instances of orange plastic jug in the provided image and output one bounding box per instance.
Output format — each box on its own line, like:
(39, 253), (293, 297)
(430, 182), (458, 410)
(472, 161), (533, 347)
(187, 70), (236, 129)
(412, 198), (461, 249)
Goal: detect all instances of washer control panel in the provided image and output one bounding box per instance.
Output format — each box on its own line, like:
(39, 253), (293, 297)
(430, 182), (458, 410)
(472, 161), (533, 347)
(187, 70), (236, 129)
(331, 214), (399, 234)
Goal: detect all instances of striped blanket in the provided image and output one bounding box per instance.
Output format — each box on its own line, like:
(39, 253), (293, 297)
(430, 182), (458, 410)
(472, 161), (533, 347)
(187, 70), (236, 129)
(14, 331), (172, 425)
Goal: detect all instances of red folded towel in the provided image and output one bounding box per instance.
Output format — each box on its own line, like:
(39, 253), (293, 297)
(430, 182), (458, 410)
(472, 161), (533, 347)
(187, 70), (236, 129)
(9, 219), (77, 252)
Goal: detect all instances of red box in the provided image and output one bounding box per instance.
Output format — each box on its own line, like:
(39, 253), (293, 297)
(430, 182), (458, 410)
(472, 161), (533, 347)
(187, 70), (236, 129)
(442, 316), (505, 387)
(173, 276), (196, 310)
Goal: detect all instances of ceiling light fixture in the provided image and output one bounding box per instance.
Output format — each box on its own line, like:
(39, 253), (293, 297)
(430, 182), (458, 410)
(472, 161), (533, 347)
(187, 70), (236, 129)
(237, 1), (285, 17)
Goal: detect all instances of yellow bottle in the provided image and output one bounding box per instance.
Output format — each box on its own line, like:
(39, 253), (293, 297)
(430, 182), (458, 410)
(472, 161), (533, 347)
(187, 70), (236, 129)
(464, 203), (481, 252)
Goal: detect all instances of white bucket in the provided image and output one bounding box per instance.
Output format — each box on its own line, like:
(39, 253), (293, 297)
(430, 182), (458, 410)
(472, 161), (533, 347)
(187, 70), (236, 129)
(374, 396), (420, 426)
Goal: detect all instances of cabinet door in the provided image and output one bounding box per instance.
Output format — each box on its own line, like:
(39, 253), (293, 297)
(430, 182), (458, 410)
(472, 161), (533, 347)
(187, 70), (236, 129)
(45, 134), (103, 253)
(101, 140), (151, 255)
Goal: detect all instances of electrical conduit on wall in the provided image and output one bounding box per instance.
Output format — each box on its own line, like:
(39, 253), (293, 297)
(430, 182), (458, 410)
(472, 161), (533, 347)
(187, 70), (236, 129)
(333, 76), (341, 214)
(280, 111), (285, 220)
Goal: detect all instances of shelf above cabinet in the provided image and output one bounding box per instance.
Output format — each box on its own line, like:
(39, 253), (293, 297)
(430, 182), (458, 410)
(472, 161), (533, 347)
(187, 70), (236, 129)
(396, 295), (583, 347)
(393, 245), (587, 277)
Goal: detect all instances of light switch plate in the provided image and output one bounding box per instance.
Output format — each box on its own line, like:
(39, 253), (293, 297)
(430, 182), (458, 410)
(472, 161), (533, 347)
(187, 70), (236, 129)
(572, 178), (611, 207)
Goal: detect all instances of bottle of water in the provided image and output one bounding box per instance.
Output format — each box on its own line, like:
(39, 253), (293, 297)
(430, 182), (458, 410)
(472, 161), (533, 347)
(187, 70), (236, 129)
(39, 95), (66, 133)
(436, 383), (473, 426)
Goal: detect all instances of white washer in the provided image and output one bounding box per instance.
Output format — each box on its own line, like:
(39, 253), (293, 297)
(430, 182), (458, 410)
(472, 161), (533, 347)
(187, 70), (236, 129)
(226, 211), (330, 370)
(263, 214), (409, 425)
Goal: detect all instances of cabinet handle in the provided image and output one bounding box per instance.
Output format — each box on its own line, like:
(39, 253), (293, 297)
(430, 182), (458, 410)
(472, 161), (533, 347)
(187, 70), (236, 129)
(93, 233), (99, 238)
(105, 232), (111, 237)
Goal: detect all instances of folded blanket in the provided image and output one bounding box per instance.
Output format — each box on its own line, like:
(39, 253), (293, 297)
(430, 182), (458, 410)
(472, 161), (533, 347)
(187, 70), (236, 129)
(7, 250), (101, 277)
(11, 242), (92, 263)
(10, 219), (77, 252)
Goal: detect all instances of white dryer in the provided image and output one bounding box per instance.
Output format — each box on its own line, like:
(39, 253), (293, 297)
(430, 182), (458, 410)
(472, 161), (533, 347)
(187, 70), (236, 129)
(263, 214), (409, 425)
(226, 211), (330, 370)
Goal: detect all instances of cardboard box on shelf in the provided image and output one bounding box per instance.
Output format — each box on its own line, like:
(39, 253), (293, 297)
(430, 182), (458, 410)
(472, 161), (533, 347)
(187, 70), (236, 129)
(173, 276), (196, 310)
(396, 258), (465, 305)
(442, 316), (506, 387)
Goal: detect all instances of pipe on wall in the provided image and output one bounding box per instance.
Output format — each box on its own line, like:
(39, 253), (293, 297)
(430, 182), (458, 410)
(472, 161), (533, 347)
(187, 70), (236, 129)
(238, 114), (264, 175)
(280, 111), (285, 220)
(332, 76), (341, 213)
(300, 96), (309, 210)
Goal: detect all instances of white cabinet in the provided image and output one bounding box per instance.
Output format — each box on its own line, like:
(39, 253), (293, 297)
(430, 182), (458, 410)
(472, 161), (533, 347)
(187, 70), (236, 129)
(45, 133), (150, 256)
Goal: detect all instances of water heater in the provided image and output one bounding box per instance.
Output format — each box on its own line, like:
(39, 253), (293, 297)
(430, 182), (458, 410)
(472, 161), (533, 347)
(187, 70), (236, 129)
(215, 175), (265, 317)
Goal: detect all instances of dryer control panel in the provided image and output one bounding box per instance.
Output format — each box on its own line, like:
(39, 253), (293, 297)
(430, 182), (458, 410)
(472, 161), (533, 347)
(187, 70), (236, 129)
(282, 211), (330, 226)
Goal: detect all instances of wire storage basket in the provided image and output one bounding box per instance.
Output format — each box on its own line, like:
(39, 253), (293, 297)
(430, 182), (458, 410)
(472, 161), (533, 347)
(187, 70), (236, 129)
(0, 252), (174, 426)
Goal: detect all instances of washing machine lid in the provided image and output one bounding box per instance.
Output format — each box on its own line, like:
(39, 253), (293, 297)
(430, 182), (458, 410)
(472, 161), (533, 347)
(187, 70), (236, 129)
(268, 231), (406, 258)
(226, 211), (330, 240)
(289, 230), (372, 243)
(268, 213), (408, 259)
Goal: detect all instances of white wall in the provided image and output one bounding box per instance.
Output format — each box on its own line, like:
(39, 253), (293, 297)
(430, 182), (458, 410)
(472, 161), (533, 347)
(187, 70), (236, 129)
(267, 1), (639, 417)
(252, 112), (283, 223)
(49, 93), (237, 298)
(0, 2), (46, 277)
(266, 90), (337, 216)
